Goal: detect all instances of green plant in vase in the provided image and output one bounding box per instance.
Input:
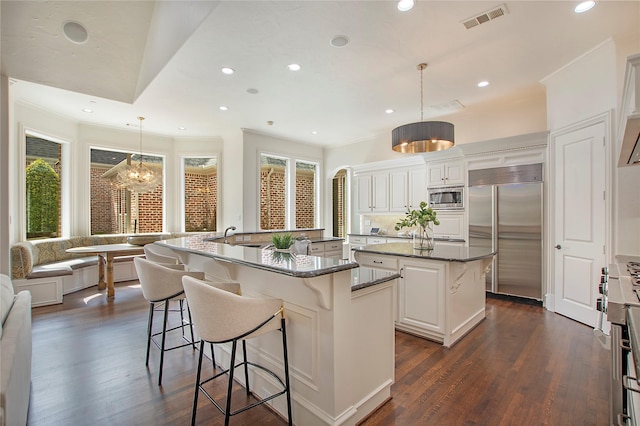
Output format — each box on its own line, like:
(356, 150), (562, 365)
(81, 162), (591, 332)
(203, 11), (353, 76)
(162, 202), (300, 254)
(271, 233), (294, 251)
(394, 201), (440, 250)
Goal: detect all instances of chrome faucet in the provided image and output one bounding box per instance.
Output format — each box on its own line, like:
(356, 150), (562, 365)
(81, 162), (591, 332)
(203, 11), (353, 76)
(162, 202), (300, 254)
(223, 226), (237, 243)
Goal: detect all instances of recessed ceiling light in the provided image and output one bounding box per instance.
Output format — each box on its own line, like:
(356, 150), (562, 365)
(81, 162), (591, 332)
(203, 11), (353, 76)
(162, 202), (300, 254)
(63, 21), (88, 44)
(330, 35), (350, 48)
(82, 108), (93, 113)
(477, 81), (490, 88)
(221, 67), (235, 75)
(574, 1), (596, 13)
(219, 106), (229, 111)
(397, 0), (415, 12)
(288, 64), (301, 71)
(385, 109), (394, 114)
(178, 127), (186, 130)
(247, 88), (259, 94)
(311, 131), (318, 135)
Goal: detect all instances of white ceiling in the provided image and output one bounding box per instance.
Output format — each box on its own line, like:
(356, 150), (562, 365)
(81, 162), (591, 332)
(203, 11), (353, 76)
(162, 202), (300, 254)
(2, 1), (639, 147)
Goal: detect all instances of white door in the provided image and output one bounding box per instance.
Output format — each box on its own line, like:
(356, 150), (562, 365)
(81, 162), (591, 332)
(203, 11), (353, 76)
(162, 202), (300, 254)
(553, 121), (606, 326)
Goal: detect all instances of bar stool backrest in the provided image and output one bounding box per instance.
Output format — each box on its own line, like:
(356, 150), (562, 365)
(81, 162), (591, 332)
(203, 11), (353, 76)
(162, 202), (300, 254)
(182, 276), (283, 343)
(144, 244), (181, 265)
(134, 257), (204, 302)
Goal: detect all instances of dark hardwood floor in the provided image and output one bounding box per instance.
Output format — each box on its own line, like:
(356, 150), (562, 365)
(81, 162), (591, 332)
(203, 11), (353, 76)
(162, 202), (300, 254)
(27, 281), (610, 425)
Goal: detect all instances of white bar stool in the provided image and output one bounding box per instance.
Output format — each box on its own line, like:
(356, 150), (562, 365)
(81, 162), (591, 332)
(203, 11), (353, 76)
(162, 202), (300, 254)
(134, 257), (203, 386)
(143, 243), (181, 265)
(182, 275), (292, 426)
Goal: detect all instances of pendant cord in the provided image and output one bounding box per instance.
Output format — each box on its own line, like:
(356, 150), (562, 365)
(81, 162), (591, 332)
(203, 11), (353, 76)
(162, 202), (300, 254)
(417, 63), (427, 122)
(420, 67), (424, 122)
(137, 116), (145, 165)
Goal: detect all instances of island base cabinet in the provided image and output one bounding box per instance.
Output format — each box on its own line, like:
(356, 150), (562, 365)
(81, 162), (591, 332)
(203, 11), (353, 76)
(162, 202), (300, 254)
(396, 260), (446, 340)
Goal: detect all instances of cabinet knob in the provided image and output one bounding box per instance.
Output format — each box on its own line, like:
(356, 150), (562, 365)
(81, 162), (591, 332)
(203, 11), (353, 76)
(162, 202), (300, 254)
(555, 244), (561, 250)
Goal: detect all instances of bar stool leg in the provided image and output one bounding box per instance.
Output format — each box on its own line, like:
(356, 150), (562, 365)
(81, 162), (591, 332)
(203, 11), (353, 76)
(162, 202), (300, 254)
(242, 340), (250, 396)
(158, 301), (170, 386)
(145, 303), (154, 366)
(210, 343), (216, 370)
(225, 340), (238, 426)
(282, 318), (293, 425)
(186, 304), (196, 349)
(191, 340), (205, 426)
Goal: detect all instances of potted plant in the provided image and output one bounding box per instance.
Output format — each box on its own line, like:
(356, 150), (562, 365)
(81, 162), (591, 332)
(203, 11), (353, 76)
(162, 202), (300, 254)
(395, 201), (440, 250)
(271, 233), (294, 252)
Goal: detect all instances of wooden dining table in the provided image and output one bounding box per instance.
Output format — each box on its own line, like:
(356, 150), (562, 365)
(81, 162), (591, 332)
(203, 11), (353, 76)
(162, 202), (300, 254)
(66, 243), (145, 298)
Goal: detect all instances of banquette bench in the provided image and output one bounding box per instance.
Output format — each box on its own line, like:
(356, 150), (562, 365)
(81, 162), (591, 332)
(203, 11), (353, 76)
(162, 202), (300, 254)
(10, 233), (192, 306)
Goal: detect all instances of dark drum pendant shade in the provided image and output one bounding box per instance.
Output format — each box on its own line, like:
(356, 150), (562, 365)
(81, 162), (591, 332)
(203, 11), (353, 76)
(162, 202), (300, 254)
(392, 63), (455, 153)
(392, 121), (454, 153)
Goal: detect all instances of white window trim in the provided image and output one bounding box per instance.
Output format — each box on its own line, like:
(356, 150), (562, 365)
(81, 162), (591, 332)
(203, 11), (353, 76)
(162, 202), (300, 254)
(258, 151), (321, 230)
(179, 154), (220, 233)
(20, 125), (72, 240)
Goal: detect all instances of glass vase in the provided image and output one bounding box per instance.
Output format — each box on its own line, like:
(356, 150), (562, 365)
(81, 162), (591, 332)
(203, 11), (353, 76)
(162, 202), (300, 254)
(413, 223), (435, 251)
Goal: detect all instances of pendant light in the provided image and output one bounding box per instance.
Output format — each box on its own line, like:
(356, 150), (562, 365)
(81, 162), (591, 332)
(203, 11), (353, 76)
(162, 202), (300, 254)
(392, 63), (455, 153)
(117, 117), (161, 193)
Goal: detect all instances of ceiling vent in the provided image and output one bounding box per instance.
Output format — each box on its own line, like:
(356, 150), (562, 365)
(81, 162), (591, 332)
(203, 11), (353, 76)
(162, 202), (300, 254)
(430, 100), (465, 114)
(462, 4), (508, 30)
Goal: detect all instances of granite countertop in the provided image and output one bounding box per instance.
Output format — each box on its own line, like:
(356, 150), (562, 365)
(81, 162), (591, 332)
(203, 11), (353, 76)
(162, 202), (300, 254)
(157, 235), (357, 278)
(348, 233), (465, 243)
(310, 237), (345, 243)
(351, 267), (400, 291)
(354, 242), (495, 262)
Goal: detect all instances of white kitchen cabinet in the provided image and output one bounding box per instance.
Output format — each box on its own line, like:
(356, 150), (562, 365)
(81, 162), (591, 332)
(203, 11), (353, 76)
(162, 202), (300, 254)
(354, 252), (398, 271)
(389, 167), (427, 212)
(353, 248), (489, 347)
(397, 259), (445, 336)
(433, 211), (465, 240)
(309, 240), (344, 259)
(427, 160), (465, 187)
(356, 172), (389, 213)
(408, 167), (427, 209)
(389, 171), (408, 212)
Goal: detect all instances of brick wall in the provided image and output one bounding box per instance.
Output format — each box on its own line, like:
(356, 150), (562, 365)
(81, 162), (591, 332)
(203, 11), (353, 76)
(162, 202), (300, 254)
(296, 169), (315, 228)
(90, 166), (163, 234)
(184, 170), (217, 231)
(260, 165), (316, 230)
(260, 166), (286, 229)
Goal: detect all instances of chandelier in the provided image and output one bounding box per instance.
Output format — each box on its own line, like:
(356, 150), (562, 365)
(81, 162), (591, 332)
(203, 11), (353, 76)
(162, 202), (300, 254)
(392, 63), (455, 153)
(117, 117), (161, 193)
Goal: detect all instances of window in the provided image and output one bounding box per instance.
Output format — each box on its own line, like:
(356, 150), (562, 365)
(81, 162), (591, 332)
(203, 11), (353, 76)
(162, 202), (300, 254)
(295, 160), (316, 229)
(260, 154), (288, 230)
(25, 135), (62, 240)
(259, 154), (319, 230)
(332, 169), (347, 238)
(90, 148), (164, 234)
(183, 157), (218, 232)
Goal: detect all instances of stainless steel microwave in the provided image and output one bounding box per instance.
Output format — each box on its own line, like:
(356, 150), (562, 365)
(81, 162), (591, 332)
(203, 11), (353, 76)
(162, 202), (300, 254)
(428, 186), (464, 210)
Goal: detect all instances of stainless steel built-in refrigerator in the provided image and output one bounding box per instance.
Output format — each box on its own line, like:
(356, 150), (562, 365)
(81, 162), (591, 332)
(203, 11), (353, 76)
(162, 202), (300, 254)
(468, 164), (543, 300)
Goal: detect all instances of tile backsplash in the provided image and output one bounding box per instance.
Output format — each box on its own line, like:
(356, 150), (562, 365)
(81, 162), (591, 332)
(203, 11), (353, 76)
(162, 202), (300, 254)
(359, 215), (417, 236)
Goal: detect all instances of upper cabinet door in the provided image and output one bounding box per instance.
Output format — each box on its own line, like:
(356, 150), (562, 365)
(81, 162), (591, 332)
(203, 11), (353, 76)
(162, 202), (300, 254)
(427, 164), (446, 187)
(390, 171), (408, 212)
(408, 167), (427, 209)
(356, 174), (373, 213)
(444, 162), (465, 186)
(427, 161), (465, 187)
(372, 172), (389, 212)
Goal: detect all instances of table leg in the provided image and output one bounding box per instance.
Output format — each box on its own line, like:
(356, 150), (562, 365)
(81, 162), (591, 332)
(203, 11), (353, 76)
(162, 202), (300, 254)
(106, 254), (115, 298)
(97, 254), (106, 290)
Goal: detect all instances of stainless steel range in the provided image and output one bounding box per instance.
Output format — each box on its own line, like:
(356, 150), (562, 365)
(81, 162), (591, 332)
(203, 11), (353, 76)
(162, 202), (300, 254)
(600, 256), (640, 425)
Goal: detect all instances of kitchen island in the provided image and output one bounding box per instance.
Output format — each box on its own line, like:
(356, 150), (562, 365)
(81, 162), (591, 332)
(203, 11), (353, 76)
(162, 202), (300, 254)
(354, 242), (495, 347)
(156, 235), (398, 426)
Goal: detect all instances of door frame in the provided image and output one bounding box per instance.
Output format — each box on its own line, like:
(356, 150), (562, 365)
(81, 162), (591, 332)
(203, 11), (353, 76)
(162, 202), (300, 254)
(546, 111), (613, 312)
